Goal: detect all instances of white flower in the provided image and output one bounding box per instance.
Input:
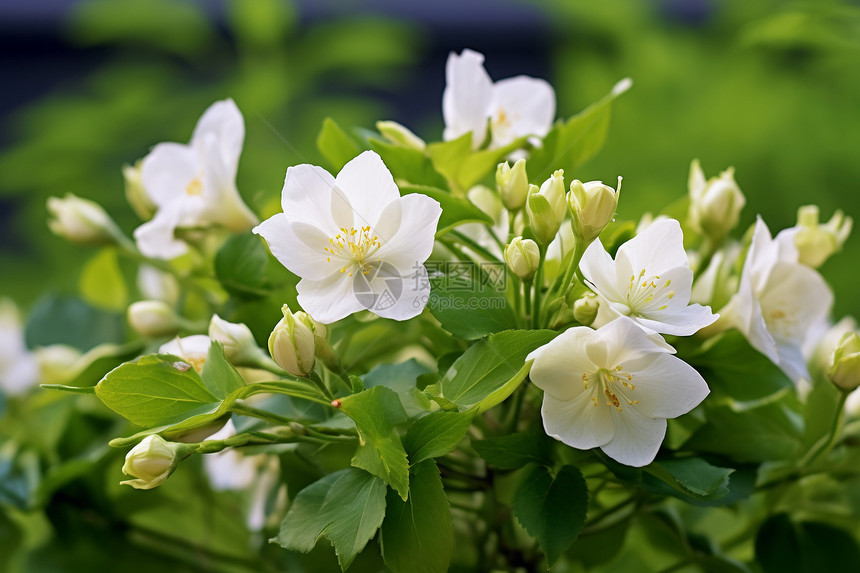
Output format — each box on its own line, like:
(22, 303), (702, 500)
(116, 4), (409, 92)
(579, 218), (719, 336)
(254, 151), (441, 324)
(0, 299), (39, 395)
(160, 334), (211, 373)
(528, 316), (710, 467)
(443, 49), (555, 150)
(134, 99), (259, 259)
(718, 217), (832, 382)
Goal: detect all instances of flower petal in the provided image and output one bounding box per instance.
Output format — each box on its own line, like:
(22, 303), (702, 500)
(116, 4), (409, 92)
(359, 272), (427, 321)
(625, 353), (709, 419)
(334, 151), (400, 230)
(442, 49), (492, 148)
(134, 208), (188, 259)
(581, 238), (627, 302)
(140, 142), (199, 208)
(600, 408), (666, 467)
(529, 327), (597, 401)
(296, 273), (365, 324)
(615, 219), (689, 275)
(489, 75), (555, 148)
(375, 194), (442, 274)
(190, 98), (244, 178)
(253, 214), (334, 281)
(280, 163), (340, 234)
(541, 391), (614, 450)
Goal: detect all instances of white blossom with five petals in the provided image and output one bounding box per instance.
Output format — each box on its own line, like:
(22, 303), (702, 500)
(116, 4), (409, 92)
(443, 49), (555, 150)
(717, 217), (832, 382)
(528, 316), (710, 467)
(254, 151), (441, 324)
(579, 219), (718, 337)
(134, 99), (259, 259)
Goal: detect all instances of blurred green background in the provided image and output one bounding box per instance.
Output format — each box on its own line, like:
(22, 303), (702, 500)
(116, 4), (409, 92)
(1, 0), (859, 317)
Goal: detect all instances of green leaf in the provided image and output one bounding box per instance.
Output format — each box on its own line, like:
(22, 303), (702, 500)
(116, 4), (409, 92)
(643, 458), (734, 500)
(427, 132), (527, 192)
(362, 359), (433, 417)
(214, 232), (270, 297)
(400, 184), (493, 235)
(684, 330), (794, 408)
(755, 514), (860, 573)
(199, 341), (245, 399)
(79, 248), (128, 311)
(685, 402), (802, 462)
(274, 468), (387, 571)
(25, 295), (124, 352)
(527, 78), (631, 180)
(440, 329), (556, 409)
(369, 138), (447, 188)
(317, 117), (361, 172)
(339, 386), (410, 500)
(403, 409), (475, 465)
(427, 272), (517, 340)
(512, 464), (589, 566)
(380, 460), (453, 573)
(472, 430), (555, 469)
(95, 353), (218, 428)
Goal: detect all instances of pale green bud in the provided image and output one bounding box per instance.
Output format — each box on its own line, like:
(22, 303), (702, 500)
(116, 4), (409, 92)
(46, 193), (121, 246)
(688, 160), (745, 240)
(268, 305), (316, 377)
(209, 314), (266, 367)
(573, 293), (600, 326)
(34, 344), (82, 385)
(376, 120), (426, 152)
(496, 159), (529, 210)
(504, 237), (540, 281)
(128, 300), (182, 338)
(568, 178), (620, 244)
(829, 332), (860, 392)
(123, 161), (156, 220)
(120, 435), (189, 490)
(793, 205), (853, 268)
(527, 170), (566, 246)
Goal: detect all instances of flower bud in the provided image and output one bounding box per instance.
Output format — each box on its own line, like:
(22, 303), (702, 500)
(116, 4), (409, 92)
(121, 435), (189, 490)
(123, 161), (156, 220)
(688, 160), (745, 241)
(34, 344), (82, 385)
(496, 159), (529, 210)
(209, 314), (266, 366)
(504, 237), (540, 281)
(128, 300), (182, 338)
(46, 193), (121, 246)
(268, 305), (316, 377)
(376, 121), (426, 152)
(573, 292), (600, 326)
(829, 332), (860, 392)
(792, 205), (852, 268)
(527, 170), (566, 246)
(568, 178), (620, 245)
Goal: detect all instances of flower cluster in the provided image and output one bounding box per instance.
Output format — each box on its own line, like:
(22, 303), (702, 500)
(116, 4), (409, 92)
(26, 48), (859, 572)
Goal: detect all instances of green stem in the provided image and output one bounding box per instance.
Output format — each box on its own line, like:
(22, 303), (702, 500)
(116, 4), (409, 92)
(531, 247), (546, 329)
(231, 403), (356, 443)
(523, 279), (532, 322)
(800, 391), (848, 466)
(448, 230), (503, 263)
(308, 370), (335, 400)
(559, 238), (590, 298)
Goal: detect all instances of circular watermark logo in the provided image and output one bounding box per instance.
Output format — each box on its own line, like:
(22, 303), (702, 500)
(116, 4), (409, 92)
(352, 261), (404, 312)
